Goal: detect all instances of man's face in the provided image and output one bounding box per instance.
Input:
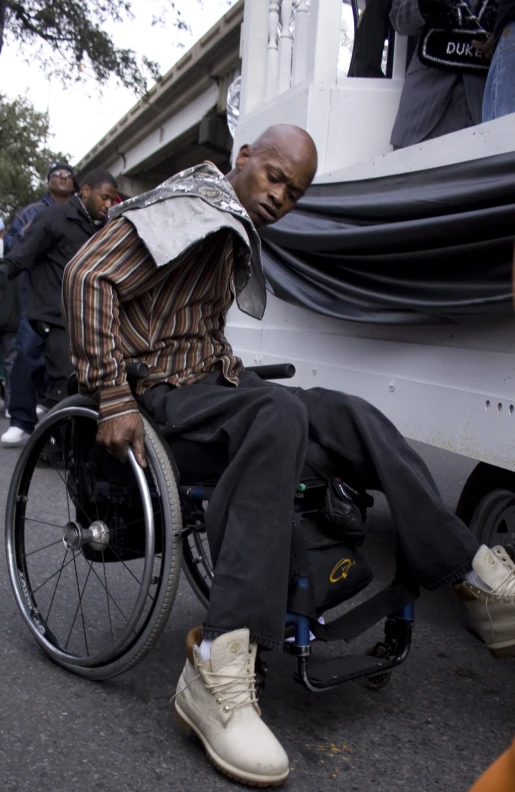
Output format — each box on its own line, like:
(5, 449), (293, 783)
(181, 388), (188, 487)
(82, 183), (118, 222)
(232, 144), (315, 229)
(48, 169), (75, 199)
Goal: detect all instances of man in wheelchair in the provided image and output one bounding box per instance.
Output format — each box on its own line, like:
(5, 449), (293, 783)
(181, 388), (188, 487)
(62, 124), (515, 787)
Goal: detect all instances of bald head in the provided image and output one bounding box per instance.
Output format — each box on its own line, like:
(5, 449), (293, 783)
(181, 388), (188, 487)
(252, 124), (318, 177)
(227, 124), (318, 229)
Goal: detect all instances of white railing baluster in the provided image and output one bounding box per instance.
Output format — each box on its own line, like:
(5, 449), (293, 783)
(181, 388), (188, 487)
(239, 0), (270, 117)
(266, 0), (281, 101)
(305, 0), (341, 86)
(278, 0), (294, 94)
(292, 0), (310, 86)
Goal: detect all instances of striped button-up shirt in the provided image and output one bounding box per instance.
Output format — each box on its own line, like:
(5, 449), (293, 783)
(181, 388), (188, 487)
(62, 216), (242, 422)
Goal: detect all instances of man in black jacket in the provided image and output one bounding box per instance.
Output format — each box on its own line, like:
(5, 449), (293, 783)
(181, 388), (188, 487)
(3, 162), (78, 427)
(0, 168), (118, 446)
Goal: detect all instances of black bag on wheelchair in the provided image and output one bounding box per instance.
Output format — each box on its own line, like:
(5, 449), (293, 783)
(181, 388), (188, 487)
(290, 474), (373, 617)
(303, 518), (373, 614)
(306, 458), (373, 548)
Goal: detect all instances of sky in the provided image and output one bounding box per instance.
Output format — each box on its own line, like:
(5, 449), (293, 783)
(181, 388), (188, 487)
(1, 0), (237, 164)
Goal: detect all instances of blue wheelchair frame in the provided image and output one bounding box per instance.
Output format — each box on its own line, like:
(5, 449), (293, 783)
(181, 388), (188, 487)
(183, 474), (415, 692)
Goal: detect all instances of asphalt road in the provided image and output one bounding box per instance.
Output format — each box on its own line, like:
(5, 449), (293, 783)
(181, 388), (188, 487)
(0, 413), (514, 792)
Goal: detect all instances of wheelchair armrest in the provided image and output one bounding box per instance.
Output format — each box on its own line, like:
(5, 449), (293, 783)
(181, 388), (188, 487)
(67, 361), (150, 398)
(245, 363), (296, 381)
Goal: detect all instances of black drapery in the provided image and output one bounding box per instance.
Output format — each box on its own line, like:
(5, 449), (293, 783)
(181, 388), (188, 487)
(259, 150), (515, 325)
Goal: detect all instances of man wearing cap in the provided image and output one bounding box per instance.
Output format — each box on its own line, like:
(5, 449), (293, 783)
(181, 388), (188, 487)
(1, 162), (76, 441)
(3, 162), (77, 254)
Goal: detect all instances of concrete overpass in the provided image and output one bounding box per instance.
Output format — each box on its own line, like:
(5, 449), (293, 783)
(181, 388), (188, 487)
(75, 1), (243, 197)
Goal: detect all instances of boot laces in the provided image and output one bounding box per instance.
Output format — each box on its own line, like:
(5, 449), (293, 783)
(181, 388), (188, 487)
(203, 665), (258, 713)
(491, 547), (515, 602)
(173, 658), (258, 714)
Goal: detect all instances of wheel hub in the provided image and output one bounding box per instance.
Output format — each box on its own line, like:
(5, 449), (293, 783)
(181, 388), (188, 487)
(63, 520), (110, 552)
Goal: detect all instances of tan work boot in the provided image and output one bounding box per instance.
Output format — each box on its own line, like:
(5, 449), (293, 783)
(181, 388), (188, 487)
(173, 627), (289, 787)
(455, 545), (515, 657)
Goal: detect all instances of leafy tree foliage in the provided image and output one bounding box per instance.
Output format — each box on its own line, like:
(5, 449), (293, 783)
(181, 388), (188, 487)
(0, 1), (201, 93)
(0, 93), (69, 219)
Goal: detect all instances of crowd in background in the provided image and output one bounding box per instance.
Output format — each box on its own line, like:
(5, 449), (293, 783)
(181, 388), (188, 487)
(0, 163), (118, 448)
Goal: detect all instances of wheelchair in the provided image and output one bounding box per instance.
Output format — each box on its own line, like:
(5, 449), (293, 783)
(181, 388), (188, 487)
(5, 362), (418, 688)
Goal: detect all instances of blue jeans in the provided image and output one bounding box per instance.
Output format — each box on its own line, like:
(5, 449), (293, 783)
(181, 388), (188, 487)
(0, 332), (18, 411)
(9, 314), (46, 433)
(483, 24), (515, 122)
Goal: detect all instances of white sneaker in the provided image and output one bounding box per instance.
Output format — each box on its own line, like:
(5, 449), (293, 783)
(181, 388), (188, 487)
(455, 545), (515, 657)
(1, 426), (31, 447)
(173, 627), (289, 786)
(36, 404), (48, 417)
(4, 409), (10, 419)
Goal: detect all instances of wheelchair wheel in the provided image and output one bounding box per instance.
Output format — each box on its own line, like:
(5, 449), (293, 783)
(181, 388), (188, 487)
(5, 395), (182, 680)
(364, 644), (392, 691)
(182, 526), (213, 609)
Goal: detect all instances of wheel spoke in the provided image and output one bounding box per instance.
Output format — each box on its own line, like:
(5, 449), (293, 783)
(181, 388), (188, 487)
(44, 447), (84, 527)
(59, 422), (72, 523)
(106, 545), (154, 602)
(44, 451), (68, 488)
(89, 563), (130, 625)
(74, 498), (95, 529)
(45, 548), (69, 622)
(67, 419), (97, 527)
(31, 553), (77, 594)
(108, 542), (154, 556)
(66, 552), (92, 654)
(102, 499), (113, 525)
(117, 510), (162, 530)
(102, 552), (114, 642)
(23, 517), (65, 530)
(24, 538), (64, 558)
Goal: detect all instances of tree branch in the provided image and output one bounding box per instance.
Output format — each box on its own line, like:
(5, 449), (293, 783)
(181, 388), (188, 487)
(0, 0), (7, 54)
(0, 0), (208, 92)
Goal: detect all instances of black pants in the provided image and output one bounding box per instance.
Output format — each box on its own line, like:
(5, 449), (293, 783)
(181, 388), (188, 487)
(11, 322), (72, 433)
(40, 325), (74, 408)
(348, 0), (392, 78)
(142, 371), (478, 650)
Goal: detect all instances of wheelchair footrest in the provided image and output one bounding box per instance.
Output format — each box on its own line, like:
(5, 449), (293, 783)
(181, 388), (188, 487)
(296, 653), (392, 691)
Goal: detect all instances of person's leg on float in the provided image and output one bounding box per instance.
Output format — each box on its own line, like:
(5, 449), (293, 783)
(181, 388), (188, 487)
(347, 0), (392, 78)
(483, 25), (515, 122)
(288, 386), (515, 656)
(142, 371), (308, 786)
